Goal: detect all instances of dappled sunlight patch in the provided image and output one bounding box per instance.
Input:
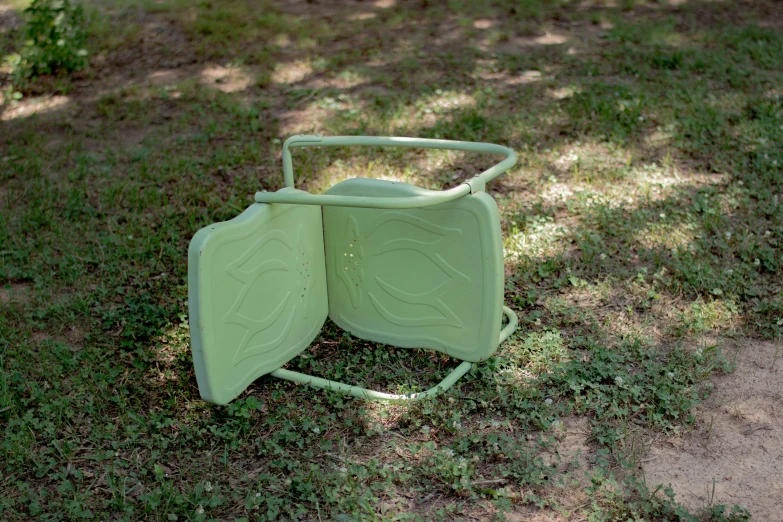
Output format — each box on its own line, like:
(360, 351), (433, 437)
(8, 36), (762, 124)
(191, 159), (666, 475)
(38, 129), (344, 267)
(561, 276), (615, 308)
(505, 216), (569, 261)
(199, 64), (253, 93)
(504, 330), (570, 376)
(329, 68), (371, 89)
(1, 95), (69, 121)
(280, 92), (366, 135)
(504, 70), (544, 85)
(272, 58), (313, 84)
(146, 320), (191, 385)
(549, 85), (578, 100)
(632, 218), (699, 250)
(273, 33), (292, 48)
(632, 163), (721, 193)
(540, 182), (575, 203)
(535, 32), (569, 45)
(493, 32), (570, 54)
(674, 298), (740, 338)
(279, 108), (325, 135)
(644, 127), (675, 147)
(348, 11), (376, 21)
(360, 401), (413, 432)
(148, 68), (186, 87)
(473, 19), (496, 30)
(550, 141), (634, 185)
(415, 89), (476, 120)
(602, 308), (662, 346)
(303, 154), (422, 194)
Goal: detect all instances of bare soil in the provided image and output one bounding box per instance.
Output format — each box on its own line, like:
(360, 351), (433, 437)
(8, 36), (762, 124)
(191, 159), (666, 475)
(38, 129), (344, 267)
(0, 283), (30, 304)
(644, 340), (783, 521)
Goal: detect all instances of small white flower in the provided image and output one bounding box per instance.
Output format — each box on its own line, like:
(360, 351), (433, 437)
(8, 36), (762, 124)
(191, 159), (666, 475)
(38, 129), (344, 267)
(600, 253), (607, 260)
(766, 230), (772, 236)
(255, 492), (261, 498)
(204, 481), (213, 492)
(726, 269), (733, 274)
(196, 505), (204, 515)
(551, 419), (562, 428)
(614, 376), (624, 386)
(659, 213), (666, 219)
(754, 258), (761, 266)
(421, 425), (430, 433)
(725, 231), (732, 239)
(127, 235), (133, 240)
(444, 449), (454, 457)
(312, 426), (320, 434)
(339, 466), (348, 473)
(667, 372), (674, 378)
(544, 398), (553, 406)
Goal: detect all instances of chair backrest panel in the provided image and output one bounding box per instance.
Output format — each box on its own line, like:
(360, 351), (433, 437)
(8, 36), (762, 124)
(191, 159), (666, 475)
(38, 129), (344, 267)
(188, 198), (328, 404)
(323, 178), (504, 362)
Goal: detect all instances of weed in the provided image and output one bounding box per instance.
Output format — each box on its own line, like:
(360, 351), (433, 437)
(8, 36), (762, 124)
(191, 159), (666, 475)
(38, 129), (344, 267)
(6, 0), (88, 89)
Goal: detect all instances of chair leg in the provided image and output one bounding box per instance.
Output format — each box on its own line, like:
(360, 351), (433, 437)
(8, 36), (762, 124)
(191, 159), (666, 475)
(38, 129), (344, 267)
(270, 361), (474, 401)
(499, 305), (518, 344)
(269, 303), (520, 401)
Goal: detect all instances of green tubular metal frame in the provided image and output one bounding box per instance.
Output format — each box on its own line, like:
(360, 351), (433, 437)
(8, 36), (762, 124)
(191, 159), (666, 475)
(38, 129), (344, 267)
(255, 135), (517, 206)
(261, 135), (517, 400)
(189, 135), (519, 403)
(270, 306), (518, 401)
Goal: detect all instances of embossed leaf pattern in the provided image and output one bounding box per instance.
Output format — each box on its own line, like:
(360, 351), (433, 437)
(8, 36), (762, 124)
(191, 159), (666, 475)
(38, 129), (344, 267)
(223, 226), (315, 364)
(335, 211), (470, 328)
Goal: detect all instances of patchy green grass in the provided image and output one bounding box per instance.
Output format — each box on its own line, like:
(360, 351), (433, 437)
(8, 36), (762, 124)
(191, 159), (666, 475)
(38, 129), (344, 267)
(1, 0), (781, 520)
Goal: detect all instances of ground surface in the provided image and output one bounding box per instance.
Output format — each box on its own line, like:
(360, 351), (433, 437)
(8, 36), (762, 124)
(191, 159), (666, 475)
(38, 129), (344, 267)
(644, 340), (783, 521)
(1, 0), (782, 520)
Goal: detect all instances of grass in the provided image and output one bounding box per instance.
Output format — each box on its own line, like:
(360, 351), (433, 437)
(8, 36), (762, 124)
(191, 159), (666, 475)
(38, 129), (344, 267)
(1, 0), (781, 519)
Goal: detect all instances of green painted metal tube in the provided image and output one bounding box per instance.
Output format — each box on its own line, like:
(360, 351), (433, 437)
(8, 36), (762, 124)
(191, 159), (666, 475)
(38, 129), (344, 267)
(255, 184), (472, 209)
(255, 135), (517, 209)
(270, 361), (474, 401)
(499, 305), (518, 344)
(270, 305), (519, 401)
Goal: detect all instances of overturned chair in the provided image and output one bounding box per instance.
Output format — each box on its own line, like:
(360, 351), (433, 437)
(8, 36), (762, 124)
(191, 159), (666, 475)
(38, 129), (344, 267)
(188, 135), (519, 404)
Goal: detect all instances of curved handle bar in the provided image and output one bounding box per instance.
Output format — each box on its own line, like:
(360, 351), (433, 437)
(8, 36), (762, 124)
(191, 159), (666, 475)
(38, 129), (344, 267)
(255, 135), (517, 209)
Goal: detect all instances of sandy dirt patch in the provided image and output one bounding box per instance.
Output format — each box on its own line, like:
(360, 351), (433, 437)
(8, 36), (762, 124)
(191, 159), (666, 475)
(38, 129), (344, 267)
(643, 341), (783, 520)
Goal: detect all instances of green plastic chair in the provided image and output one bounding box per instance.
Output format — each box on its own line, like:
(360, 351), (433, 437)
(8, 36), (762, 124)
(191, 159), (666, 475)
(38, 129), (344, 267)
(188, 135), (519, 404)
